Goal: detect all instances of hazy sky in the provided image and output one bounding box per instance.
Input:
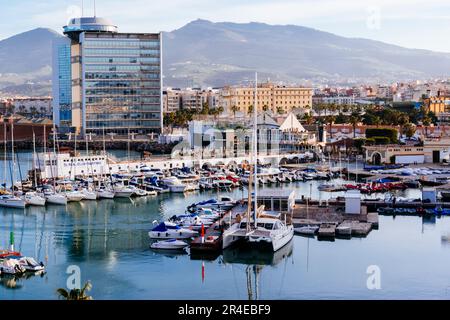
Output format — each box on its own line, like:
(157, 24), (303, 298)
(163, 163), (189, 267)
(1, 0), (450, 52)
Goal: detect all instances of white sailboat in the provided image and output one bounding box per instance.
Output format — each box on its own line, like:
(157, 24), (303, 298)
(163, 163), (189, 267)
(223, 73), (294, 252)
(0, 116), (26, 209)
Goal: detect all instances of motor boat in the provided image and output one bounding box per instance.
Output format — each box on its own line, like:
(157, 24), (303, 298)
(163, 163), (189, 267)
(148, 222), (198, 239)
(0, 259), (26, 275)
(294, 225), (319, 235)
(161, 177), (186, 193)
(129, 186), (148, 197)
(150, 239), (189, 250)
(23, 192), (46, 206)
(113, 185), (135, 198)
(194, 196), (237, 210)
(16, 257), (45, 272)
(0, 194), (27, 209)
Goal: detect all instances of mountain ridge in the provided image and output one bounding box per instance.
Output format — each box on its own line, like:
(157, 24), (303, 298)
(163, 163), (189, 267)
(1, 19), (450, 95)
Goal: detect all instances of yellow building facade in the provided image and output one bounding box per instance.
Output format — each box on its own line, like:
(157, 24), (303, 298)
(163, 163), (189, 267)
(221, 83), (313, 115)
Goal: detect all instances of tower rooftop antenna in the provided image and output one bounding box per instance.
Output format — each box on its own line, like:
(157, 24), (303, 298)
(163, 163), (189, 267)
(94, 0), (96, 17)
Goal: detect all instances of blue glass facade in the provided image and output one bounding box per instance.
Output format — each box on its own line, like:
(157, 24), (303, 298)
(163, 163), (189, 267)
(82, 33), (162, 135)
(57, 44), (72, 127)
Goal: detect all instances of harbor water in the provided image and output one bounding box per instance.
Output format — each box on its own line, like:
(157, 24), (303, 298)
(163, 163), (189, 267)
(1, 153), (450, 299)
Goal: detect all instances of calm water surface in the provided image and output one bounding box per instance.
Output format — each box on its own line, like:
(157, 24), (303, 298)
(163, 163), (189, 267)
(1, 153), (450, 300)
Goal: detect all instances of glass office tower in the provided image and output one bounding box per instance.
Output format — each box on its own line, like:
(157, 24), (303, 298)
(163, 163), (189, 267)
(52, 37), (73, 131)
(53, 16), (162, 136)
(82, 32), (161, 135)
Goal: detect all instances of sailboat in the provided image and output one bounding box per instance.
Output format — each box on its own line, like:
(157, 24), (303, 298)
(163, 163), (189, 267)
(23, 132), (46, 206)
(0, 116), (26, 209)
(42, 116), (68, 205)
(223, 73), (294, 252)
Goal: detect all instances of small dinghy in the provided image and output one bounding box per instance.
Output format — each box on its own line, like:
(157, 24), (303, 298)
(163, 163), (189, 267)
(294, 225), (319, 235)
(150, 239), (189, 250)
(148, 222), (198, 239)
(17, 257), (45, 272)
(0, 259), (26, 275)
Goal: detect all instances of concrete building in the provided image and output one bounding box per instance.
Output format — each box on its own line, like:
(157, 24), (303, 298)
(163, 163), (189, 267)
(423, 95), (450, 115)
(53, 16), (162, 136)
(220, 83), (312, 115)
(163, 88), (220, 113)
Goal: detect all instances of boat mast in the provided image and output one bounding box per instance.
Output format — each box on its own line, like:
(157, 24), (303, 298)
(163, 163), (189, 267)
(253, 72), (258, 227)
(3, 118), (6, 191)
(33, 130), (38, 189)
(11, 115), (15, 193)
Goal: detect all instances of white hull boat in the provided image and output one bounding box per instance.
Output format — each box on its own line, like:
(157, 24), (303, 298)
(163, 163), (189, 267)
(18, 257), (45, 272)
(0, 259), (26, 275)
(149, 222), (198, 239)
(24, 192), (46, 206)
(114, 187), (135, 198)
(97, 189), (115, 199)
(81, 189), (98, 200)
(150, 239), (189, 250)
(0, 195), (27, 209)
(66, 191), (86, 202)
(45, 193), (68, 205)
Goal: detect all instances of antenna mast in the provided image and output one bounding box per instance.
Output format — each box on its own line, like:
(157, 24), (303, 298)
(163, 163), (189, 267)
(81, 0), (84, 16)
(94, 0), (97, 17)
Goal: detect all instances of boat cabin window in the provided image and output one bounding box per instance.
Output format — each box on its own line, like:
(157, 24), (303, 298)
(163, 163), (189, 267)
(239, 222), (247, 229)
(257, 223), (273, 230)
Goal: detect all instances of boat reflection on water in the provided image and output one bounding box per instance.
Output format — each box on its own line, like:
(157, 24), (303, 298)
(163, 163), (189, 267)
(150, 249), (188, 259)
(222, 240), (294, 300)
(222, 239), (293, 266)
(0, 270), (46, 290)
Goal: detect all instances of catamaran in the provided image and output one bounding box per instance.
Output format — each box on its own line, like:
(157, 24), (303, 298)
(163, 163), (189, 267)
(222, 73), (294, 252)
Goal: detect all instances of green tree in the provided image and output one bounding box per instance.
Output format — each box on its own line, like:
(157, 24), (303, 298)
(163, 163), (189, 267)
(262, 104), (269, 112)
(325, 115), (336, 139)
(403, 123), (416, 138)
(276, 106), (284, 114)
(247, 105), (254, 115)
(231, 105), (239, 118)
(301, 113), (315, 125)
(57, 281), (93, 300)
(349, 111), (362, 138)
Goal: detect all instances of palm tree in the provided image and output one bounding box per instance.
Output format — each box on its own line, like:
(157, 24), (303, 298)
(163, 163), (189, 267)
(247, 105), (254, 116)
(262, 104), (269, 112)
(276, 106), (284, 114)
(231, 105), (239, 119)
(423, 117), (431, 137)
(349, 111), (362, 138)
(325, 115), (336, 140)
(57, 281), (93, 300)
(302, 113), (315, 125)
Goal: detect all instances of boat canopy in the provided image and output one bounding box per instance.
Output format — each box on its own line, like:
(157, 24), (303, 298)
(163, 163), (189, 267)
(152, 222), (180, 232)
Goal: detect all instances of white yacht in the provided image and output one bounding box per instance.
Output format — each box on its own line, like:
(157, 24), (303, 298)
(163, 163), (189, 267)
(161, 177), (187, 193)
(113, 185), (135, 198)
(0, 194), (27, 209)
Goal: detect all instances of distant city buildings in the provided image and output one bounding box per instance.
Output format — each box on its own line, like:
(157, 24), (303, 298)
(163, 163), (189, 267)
(163, 88), (220, 112)
(53, 16), (162, 136)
